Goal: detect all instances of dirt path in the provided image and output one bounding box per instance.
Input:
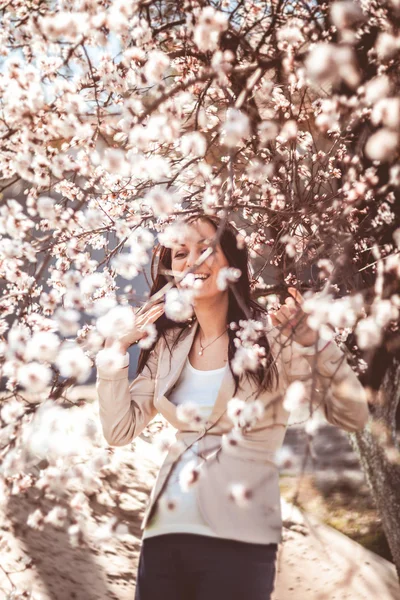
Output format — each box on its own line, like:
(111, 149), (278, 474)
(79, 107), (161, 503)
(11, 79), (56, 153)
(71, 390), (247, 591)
(1, 433), (399, 600)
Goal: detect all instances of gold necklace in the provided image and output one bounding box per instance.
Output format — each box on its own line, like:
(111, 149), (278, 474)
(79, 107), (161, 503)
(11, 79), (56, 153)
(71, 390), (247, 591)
(198, 327), (228, 356)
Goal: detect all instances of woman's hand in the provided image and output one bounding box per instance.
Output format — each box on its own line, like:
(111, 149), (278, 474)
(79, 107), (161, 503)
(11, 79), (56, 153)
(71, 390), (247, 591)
(269, 287), (318, 348)
(105, 301), (165, 354)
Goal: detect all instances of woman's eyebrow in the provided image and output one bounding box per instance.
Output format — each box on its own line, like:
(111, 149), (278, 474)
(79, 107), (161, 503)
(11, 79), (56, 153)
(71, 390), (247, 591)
(175, 238), (207, 248)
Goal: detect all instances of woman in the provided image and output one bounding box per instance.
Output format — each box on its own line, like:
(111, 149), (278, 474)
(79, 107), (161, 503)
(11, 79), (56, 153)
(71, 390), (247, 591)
(96, 215), (369, 600)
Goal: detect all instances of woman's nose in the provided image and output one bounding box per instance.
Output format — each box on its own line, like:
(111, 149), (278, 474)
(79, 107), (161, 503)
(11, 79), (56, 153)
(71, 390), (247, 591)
(184, 248), (199, 270)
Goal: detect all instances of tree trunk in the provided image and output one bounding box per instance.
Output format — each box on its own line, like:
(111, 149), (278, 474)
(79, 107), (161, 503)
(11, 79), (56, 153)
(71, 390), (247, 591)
(351, 357), (400, 579)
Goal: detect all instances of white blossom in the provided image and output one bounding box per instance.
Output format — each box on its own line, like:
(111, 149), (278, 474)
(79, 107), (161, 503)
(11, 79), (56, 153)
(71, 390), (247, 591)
(54, 309), (81, 336)
(365, 129), (398, 162)
(364, 76), (391, 105)
(211, 49), (235, 75)
(1, 398), (25, 425)
(176, 401), (205, 426)
(17, 362), (52, 393)
(143, 187), (176, 217)
(375, 32), (400, 60)
(371, 98), (400, 130)
(235, 319), (265, 343)
(283, 381), (307, 412)
(221, 428), (244, 452)
(227, 398), (264, 429)
(55, 346), (92, 383)
(302, 294), (364, 331)
(27, 508), (45, 530)
(193, 7), (228, 52)
(39, 12), (89, 42)
(111, 253), (140, 280)
(127, 227), (154, 250)
(23, 401), (98, 460)
(70, 491), (91, 515)
(144, 50), (170, 84)
(26, 331), (60, 363)
(306, 43), (360, 88)
(228, 482), (253, 508)
(95, 348), (129, 372)
(44, 506), (68, 529)
(275, 446), (295, 469)
(220, 108), (251, 147)
(96, 305), (136, 339)
(102, 148), (130, 176)
(138, 323), (158, 349)
(158, 222), (193, 249)
(180, 272), (206, 291)
(179, 459), (202, 492)
(258, 120), (279, 144)
(231, 344), (265, 375)
(164, 288), (194, 322)
(80, 273), (107, 296)
(154, 428), (179, 454)
(7, 324), (30, 354)
(180, 132), (207, 157)
(277, 24), (305, 46)
(68, 523), (83, 548)
(315, 99), (341, 133)
(216, 267), (242, 290)
(241, 400), (264, 429)
(279, 120), (298, 143)
(355, 317), (382, 349)
(372, 299), (398, 328)
(227, 397), (246, 427)
(37, 196), (56, 219)
(305, 413), (324, 437)
(331, 1), (364, 30)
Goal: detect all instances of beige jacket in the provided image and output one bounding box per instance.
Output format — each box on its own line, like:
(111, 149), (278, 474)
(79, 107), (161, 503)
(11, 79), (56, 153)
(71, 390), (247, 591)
(96, 318), (369, 545)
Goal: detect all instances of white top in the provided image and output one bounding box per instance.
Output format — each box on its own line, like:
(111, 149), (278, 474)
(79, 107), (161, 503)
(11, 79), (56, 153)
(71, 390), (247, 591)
(143, 356), (227, 539)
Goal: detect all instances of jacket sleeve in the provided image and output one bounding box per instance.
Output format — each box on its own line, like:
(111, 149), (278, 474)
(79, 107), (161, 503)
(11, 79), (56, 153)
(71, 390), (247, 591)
(270, 328), (369, 433)
(95, 338), (163, 446)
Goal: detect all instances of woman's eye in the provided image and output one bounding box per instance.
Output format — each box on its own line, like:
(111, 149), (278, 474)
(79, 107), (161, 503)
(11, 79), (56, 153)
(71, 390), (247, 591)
(174, 248), (207, 259)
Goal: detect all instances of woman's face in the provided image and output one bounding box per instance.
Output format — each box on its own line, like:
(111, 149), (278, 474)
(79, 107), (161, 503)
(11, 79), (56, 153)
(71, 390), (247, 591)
(171, 219), (230, 300)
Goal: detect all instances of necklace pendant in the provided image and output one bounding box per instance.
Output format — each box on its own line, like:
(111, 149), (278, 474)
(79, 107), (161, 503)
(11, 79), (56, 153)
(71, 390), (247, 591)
(199, 350), (203, 356)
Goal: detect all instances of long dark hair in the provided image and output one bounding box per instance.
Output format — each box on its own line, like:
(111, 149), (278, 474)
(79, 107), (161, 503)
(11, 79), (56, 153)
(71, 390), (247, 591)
(136, 215), (278, 395)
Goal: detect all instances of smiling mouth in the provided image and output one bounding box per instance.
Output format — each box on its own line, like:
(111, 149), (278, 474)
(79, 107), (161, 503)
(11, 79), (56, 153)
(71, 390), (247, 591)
(194, 274), (210, 281)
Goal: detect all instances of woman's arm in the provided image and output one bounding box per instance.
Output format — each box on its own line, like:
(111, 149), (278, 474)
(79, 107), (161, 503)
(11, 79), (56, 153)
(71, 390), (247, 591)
(95, 337), (163, 446)
(278, 336), (369, 432)
(268, 288), (369, 432)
